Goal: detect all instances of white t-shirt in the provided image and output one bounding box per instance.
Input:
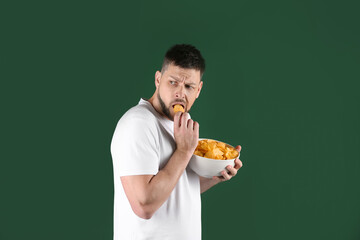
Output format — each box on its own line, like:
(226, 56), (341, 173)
(110, 98), (201, 240)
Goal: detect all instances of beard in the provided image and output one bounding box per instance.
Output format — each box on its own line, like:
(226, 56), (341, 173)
(157, 92), (173, 121)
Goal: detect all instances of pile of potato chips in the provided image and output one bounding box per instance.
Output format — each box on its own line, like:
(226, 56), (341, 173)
(194, 139), (239, 160)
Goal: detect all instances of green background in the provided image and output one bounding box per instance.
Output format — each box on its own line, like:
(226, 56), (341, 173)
(1, 0), (359, 239)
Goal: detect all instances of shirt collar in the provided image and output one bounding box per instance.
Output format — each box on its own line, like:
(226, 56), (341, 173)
(139, 98), (174, 132)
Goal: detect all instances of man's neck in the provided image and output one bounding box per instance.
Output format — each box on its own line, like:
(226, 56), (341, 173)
(147, 94), (171, 121)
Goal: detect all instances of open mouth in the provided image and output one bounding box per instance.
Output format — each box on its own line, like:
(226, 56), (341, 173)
(172, 103), (185, 109)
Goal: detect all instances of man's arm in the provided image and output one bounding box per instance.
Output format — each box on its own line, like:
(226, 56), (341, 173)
(200, 176), (222, 193)
(121, 112), (198, 219)
(121, 149), (192, 219)
(200, 145), (243, 194)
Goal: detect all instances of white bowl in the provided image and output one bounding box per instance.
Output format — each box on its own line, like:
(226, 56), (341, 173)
(188, 138), (240, 178)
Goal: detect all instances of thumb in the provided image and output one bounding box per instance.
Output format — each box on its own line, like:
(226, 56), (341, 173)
(236, 145), (242, 152)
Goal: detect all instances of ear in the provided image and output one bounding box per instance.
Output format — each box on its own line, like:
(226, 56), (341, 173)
(155, 71), (162, 88)
(196, 81), (203, 99)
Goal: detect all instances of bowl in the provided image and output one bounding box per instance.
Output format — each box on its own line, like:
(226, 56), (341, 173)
(188, 138), (240, 178)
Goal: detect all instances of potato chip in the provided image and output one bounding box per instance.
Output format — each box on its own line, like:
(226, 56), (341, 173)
(173, 104), (185, 113)
(208, 141), (217, 150)
(229, 150), (239, 159)
(216, 142), (226, 150)
(194, 150), (205, 157)
(198, 141), (211, 152)
(204, 148), (223, 159)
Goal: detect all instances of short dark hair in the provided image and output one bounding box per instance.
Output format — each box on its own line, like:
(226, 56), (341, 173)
(161, 44), (206, 78)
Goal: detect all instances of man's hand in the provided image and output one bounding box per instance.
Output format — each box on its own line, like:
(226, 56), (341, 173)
(200, 145), (243, 193)
(213, 145), (243, 182)
(174, 112), (199, 157)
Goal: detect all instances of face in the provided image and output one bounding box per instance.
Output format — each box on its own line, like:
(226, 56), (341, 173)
(155, 63), (203, 121)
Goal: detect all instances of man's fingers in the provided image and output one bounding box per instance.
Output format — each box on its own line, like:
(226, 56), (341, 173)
(226, 165), (237, 176)
(212, 176), (224, 182)
(234, 159), (243, 169)
(236, 145), (242, 152)
(212, 160), (242, 183)
(184, 112), (190, 122)
(174, 112), (182, 128)
(187, 119), (194, 129)
(193, 121), (199, 130)
(181, 112), (188, 128)
(221, 170), (231, 181)
(193, 121), (199, 138)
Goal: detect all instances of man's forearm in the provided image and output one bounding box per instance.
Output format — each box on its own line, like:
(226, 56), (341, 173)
(200, 176), (221, 193)
(141, 149), (192, 216)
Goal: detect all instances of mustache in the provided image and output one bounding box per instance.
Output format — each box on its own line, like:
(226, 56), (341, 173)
(171, 99), (186, 105)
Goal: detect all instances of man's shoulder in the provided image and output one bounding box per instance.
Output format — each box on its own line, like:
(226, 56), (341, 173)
(118, 103), (158, 127)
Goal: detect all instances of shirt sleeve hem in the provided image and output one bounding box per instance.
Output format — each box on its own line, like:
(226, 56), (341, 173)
(119, 169), (158, 177)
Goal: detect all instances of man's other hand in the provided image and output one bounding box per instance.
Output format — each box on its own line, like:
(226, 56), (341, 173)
(213, 145), (243, 182)
(174, 112), (199, 157)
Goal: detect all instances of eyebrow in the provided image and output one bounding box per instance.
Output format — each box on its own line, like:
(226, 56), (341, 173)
(169, 75), (197, 86)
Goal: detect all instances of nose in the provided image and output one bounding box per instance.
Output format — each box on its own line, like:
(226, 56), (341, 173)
(175, 85), (186, 99)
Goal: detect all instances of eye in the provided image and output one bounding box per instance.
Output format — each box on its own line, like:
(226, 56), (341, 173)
(170, 81), (176, 85)
(185, 85), (193, 89)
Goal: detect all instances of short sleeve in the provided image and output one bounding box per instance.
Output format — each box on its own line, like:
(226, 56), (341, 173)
(110, 115), (160, 176)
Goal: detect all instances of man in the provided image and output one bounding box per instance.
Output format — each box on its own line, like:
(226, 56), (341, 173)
(110, 44), (243, 239)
